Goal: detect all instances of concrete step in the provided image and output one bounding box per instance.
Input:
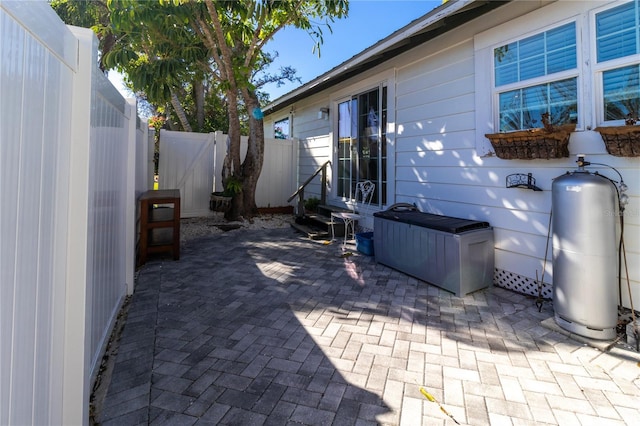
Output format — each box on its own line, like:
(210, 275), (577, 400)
(292, 213), (345, 239)
(317, 204), (353, 218)
(290, 221), (331, 240)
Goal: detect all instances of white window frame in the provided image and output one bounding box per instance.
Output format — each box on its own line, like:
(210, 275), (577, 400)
(591, 0), (640, 127)
(492, 20), (580, 132)
(474, 1), (637, 156)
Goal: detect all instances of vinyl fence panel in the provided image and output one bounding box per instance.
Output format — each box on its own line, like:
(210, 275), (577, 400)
(0, 3), (145, 424)
(0, 4), (76, 424)
(136, 116), (151, 197)
(159, 130), (215, 218)
(158, 131), (296, 215)
(254, 137), (298, 208)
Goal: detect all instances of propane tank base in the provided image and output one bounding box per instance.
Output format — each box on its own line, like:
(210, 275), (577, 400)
(555, 314), (616, 341)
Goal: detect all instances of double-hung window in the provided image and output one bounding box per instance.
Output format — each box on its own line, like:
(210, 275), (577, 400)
(494, 22), (578, 131)
(477, 0), (640, 154)
(595, 0), (640, 124)
(336, 85), (387, 205)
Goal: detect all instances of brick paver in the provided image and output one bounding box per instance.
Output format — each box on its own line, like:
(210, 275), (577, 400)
(97, 227), (640, 425)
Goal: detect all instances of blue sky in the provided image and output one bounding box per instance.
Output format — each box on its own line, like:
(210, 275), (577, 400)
(261, 0), (442, 100)
(108, 1), (442, 103)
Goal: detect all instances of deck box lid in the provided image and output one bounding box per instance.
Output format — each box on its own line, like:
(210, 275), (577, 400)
(373, 210), (490, 234)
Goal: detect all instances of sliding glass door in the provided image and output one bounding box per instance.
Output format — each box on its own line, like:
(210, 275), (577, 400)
(336, 85), (386, 205)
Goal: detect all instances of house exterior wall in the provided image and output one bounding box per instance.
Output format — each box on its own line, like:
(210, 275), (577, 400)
(264, 1), (639, 308)
(266, 99), (333, 203)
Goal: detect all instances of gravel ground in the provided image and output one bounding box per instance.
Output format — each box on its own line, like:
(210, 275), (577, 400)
(180, 213), (295, 243)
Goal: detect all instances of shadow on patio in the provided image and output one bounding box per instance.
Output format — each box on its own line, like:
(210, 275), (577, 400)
(94, 227), (640, 425)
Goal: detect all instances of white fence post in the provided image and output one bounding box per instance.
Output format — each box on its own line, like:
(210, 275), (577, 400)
(213, 130), (226, 193)
(147, 128), (156, 190)
(64, 26), (93, 426)
(125, 98), (137, 294)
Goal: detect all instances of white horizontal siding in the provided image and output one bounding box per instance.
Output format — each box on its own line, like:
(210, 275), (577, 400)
(397, 58), (475, 108)
(392, 4), (639, 303)
(295, 106), (332, 201)
(263, 1), (639, 307)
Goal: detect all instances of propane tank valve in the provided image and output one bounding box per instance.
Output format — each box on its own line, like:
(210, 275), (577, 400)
(576, 155), (590, 170)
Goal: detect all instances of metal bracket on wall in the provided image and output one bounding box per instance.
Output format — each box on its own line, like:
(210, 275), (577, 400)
(506, 173), (542, 191)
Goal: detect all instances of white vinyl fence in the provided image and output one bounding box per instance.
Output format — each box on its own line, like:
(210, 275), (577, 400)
(159, 130), (297, 217)
(0, 2), (148, 425)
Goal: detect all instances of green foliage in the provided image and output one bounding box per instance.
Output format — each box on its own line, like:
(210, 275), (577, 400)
(50, 0), (105, 29)
(56, 0), (349, 218)
(223, 176), (243, 197)
(50, 0), (115, 70)
(304, 197), (321, 212)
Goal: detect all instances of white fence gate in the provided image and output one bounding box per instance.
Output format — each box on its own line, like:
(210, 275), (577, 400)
(159, 130), (297, 217)
(159, 130), (216, 217)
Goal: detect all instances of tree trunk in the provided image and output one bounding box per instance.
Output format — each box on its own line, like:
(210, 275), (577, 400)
(226, 89), (264, 220)
(170, 91), (192, 132)
(165, 102), (178, 131)
(223, 90), (245, 220)
(194, 79), (205, 131)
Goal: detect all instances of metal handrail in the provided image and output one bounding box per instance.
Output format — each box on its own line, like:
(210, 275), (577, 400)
(288, 160), (330, 217)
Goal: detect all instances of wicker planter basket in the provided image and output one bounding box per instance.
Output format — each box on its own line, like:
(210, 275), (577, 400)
(485, 124), (575, 160)
(594, 126), (640, 157)
(210, 193), (232, 212)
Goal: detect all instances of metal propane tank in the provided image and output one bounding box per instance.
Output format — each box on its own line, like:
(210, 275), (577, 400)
(552, 156), (618, 340)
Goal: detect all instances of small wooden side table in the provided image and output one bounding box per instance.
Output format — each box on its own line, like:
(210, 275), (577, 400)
(138, 189), (180, 266)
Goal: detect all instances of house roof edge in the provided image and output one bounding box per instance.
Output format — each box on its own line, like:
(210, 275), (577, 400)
(263, 0), (504, 116)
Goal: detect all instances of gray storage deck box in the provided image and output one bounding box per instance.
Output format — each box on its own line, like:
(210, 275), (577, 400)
(374, 206), (494, 297)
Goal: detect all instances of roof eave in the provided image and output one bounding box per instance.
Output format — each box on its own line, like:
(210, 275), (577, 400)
(263, 0), (509, 116)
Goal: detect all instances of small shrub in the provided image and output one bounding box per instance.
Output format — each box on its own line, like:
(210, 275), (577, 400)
(304, 197), (320, 212)
(223, 176), (242, 197)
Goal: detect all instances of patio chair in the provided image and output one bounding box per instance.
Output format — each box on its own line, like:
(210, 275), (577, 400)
(331, 180), (375, 250)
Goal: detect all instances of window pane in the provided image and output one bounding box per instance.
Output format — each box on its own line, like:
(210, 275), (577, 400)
(498, 77), (577, 131)
(495, 63), (518, 86)
(549, 79), (578, 124)
(274, 118), (289, 139)
(494, 23), (576, 87)
(338, 101), (351, 138)
(337, 100), (352, 198)
(351, 99), (358, 139)
(522, 85), (547, 128)
(548, 47), (576, 74)
(499, 90), (522, 131)
(603, 64), (640, 120)
(494, 42), (518, 86)
(519, 34), (544, 61)
(546, 23), (577, 53)
(596, 1), (638, 62)
(520, 55), (545, 80)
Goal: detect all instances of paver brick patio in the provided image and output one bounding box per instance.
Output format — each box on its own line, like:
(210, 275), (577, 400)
(96, 227), (640, 425)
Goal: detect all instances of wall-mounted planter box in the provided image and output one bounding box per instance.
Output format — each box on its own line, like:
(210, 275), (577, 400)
(594, 125), (640, 157)
(485, 124), (575, 160)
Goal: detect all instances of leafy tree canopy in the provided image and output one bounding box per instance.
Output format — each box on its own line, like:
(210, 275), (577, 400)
(55, 0), (349, 219)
